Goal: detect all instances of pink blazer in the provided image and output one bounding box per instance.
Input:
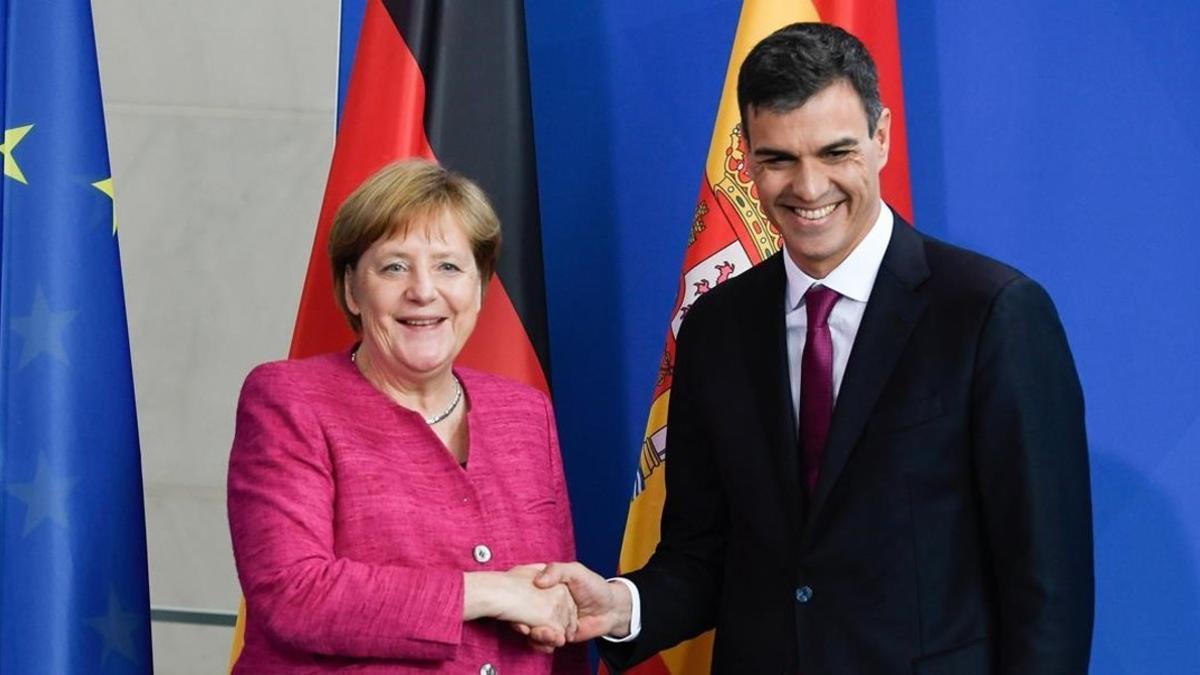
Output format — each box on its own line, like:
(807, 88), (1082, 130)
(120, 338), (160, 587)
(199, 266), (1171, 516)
(228, 350), (587, 674)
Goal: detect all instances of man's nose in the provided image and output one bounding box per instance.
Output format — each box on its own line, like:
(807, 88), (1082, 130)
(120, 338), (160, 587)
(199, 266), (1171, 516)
(789, 162), (827, 202)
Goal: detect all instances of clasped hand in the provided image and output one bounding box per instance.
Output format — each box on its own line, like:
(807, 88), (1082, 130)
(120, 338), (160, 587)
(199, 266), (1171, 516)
(492, 562), (631, 653)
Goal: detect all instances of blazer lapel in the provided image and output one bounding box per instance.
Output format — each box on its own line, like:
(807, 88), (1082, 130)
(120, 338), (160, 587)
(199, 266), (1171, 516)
(738, 254), (805, 533)
(805, 217), (931, 532)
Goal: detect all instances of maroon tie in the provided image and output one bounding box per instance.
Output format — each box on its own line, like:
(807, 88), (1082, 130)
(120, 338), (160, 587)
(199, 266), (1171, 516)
(800, 285), (841, 494)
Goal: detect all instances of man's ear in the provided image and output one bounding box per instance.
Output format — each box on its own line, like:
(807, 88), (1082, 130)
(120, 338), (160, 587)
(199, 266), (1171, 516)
(874, 107), (892, 170)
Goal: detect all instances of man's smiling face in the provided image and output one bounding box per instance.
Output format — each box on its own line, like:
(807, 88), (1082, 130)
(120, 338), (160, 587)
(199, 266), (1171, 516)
(746, 79), (891, 278)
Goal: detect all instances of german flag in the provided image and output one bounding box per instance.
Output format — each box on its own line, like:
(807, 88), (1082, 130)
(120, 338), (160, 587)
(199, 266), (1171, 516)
(289, 0), (550, 389)
(229, 0), (549, 667)
(613, 1), (912, 673)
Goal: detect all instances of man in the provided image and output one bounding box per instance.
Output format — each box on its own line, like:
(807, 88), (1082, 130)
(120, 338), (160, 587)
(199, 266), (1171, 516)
(536, 23), (1093, 674)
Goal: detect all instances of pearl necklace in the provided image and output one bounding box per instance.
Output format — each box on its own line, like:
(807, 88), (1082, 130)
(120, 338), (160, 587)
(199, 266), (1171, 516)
(352, 349), (463, 425)
(421, 376), (463, 425)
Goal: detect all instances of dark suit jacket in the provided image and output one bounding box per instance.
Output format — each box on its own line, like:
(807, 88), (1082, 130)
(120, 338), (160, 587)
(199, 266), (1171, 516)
(602, 216), (1093, 674)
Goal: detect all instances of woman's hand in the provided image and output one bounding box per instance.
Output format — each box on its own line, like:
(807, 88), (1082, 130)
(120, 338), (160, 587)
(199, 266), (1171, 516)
(463, 565), (578, 648)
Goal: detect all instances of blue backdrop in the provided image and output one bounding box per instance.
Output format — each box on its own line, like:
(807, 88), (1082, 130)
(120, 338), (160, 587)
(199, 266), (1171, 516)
(340, 1), (1200, 671)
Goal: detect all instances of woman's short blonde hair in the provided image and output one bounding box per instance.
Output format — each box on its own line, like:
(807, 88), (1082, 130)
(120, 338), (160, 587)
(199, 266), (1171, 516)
(329, 160), (501, 333)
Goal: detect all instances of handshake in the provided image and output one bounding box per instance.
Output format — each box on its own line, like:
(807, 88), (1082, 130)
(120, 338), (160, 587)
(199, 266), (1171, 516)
(464, 562), (634, 652)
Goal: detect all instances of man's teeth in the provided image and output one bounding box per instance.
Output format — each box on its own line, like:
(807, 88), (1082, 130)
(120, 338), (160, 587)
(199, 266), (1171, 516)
(401, 318), (441, 326)
(794, 203), (838, 219)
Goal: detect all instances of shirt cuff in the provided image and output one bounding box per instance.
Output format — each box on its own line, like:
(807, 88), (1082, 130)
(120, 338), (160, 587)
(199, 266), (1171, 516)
(599, 577), (641, 642)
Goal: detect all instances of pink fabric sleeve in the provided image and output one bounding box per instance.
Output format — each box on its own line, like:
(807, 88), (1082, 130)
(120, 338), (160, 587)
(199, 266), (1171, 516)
(228, 365), (464, 661)
(541, 395), (590, 675)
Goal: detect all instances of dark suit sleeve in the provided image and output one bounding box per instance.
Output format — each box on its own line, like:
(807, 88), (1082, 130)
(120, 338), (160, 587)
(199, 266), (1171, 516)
(970, 277), (1094, 673)
(601, 305), (728, 669)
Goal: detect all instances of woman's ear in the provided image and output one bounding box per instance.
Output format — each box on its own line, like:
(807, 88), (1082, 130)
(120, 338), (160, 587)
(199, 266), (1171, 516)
(343, 266), (361, 316)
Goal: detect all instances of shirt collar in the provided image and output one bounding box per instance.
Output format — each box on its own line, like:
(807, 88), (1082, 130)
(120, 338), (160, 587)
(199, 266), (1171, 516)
(784, 201), (893, 310)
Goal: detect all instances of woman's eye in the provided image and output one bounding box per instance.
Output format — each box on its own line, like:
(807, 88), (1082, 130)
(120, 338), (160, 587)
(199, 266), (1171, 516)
(439, 262), (463, 272)
(383, 262), (406, 273)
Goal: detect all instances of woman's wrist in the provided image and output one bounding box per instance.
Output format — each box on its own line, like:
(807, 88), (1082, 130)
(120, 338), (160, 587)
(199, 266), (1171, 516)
(463, 571), (508, 621)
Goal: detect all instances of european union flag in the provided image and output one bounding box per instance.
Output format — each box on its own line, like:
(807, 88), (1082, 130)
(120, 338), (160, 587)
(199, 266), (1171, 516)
(1, 0), (153, 672)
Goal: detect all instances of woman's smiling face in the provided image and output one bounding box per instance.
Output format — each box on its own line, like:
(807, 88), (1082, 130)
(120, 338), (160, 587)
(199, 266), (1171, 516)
(345, 209), (481, 382)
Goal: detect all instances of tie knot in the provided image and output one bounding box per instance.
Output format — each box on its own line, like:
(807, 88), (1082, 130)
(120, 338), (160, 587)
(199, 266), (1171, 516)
(804, 285), (841, 327)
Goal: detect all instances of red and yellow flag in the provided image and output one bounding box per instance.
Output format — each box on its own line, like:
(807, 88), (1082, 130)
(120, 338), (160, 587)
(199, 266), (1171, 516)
(614, 1), (912, 672)
(229, 0), (549, 669)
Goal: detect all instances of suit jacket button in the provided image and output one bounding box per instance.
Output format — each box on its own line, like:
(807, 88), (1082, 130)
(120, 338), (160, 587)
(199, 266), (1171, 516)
(473, 544), (492, 564)
(480, 663), (497, 675)
(795, 585), (813, 604)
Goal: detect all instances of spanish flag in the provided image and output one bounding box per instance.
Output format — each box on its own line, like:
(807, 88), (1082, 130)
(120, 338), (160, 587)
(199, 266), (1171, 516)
(614, 1), (912, 673)
(229, 0), (549, 667)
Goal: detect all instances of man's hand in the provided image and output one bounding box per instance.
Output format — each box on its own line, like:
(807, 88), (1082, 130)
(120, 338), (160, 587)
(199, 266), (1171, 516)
(528, 562), (633, 645)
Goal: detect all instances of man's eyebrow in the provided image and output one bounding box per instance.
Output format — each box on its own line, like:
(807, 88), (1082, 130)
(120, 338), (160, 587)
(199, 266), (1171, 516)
(751, 137), (860, 159)
(819, 137), (859, 153)
(751, 146), (796, 159)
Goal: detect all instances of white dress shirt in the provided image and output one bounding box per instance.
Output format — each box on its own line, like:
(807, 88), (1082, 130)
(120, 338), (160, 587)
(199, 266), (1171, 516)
(607, 203), (895, 643)
(783, 203), (892, 418)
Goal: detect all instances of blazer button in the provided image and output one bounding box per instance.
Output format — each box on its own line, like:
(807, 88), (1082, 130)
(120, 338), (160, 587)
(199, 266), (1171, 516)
(795, 585), (813, 604)
(480, 663), (497, 675)
(473, 544), (492, 564)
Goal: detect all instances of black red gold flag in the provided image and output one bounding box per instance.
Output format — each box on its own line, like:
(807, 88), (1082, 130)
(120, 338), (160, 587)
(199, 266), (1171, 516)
(289, 0), (551, 389)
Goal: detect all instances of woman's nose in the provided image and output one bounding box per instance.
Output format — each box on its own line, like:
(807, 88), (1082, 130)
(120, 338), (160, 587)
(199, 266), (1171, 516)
(404, 269), (437, 302)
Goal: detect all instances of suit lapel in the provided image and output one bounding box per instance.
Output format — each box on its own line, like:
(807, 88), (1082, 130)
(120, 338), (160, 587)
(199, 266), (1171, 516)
(805, 217), (931, 533)
(738, 254), (805, 533)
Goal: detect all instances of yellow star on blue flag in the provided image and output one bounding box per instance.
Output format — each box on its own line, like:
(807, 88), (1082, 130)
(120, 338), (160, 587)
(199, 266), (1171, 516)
(85, 589), (144, 666)
(92, 177), (117, 233)
(4, 455), (79, 535)
(9, 287), (78, 368)
(1, 124), (34, 184)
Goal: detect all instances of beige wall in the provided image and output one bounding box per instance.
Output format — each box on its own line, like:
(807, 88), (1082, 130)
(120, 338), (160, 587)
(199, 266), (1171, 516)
(93, 2), (339, 671)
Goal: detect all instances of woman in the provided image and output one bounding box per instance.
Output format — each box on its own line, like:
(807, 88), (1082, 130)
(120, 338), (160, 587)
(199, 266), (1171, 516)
(228, 160), (587, 673)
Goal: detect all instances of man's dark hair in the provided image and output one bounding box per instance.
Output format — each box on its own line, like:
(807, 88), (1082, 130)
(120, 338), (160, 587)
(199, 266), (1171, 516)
(737, 22), (882, 139)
